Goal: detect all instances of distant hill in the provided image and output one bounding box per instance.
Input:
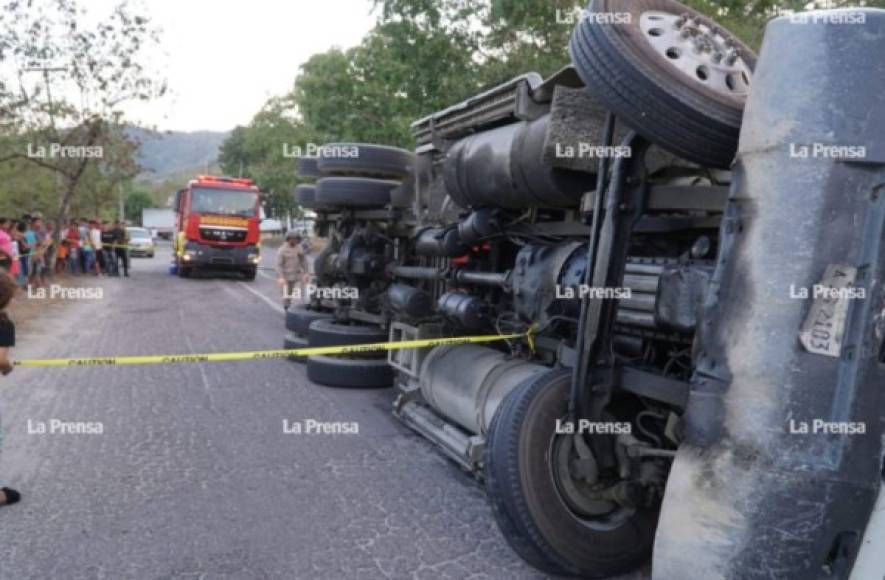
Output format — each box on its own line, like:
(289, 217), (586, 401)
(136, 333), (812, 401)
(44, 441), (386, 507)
(130, 128), (229, 183)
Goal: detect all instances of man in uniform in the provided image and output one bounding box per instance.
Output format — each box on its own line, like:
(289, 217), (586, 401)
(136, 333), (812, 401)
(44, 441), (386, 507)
(276, 232), (308, 310)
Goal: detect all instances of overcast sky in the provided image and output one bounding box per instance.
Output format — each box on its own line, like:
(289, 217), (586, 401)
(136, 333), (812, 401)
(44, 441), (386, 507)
(114, 0), (377, 133)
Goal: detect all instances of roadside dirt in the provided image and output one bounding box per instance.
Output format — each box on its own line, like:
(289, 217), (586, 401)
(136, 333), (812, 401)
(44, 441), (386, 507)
(7, 275), (101, 334)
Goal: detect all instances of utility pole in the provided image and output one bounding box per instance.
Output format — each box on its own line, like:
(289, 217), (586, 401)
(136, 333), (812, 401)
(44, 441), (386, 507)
(24, 57), (67, 277)
(118, 181), (125, 221)
(23, 58), (66, 131)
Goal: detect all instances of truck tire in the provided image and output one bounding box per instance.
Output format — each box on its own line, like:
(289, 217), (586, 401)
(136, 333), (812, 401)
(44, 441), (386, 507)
(314, 177), (397, 208)
(294, 184), (317, 208)
(295, 156), (322, 179)
(285, 305), (335, 336)
(243, 268), (257, 281)
(306, 355), (393, 388)
(284, 333), (309, 363)
(390, 180), (414, 209)
(570, 0), (756, 168)
(485, 369), (657, 578)
(316, 143), (414, 179)
(307, 319), (388, 355)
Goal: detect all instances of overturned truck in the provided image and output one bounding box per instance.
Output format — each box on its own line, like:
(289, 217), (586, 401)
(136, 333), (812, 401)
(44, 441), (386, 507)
(290, 2), (885, 578)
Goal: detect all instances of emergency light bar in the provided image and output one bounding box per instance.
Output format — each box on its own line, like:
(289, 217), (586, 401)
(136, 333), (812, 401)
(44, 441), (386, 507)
(194, 175), (255, 187)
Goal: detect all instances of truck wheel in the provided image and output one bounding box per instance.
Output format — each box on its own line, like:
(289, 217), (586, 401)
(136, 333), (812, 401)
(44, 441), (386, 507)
(306, 355), (393, 388)
(307, 319), (388, 357)
(390, 180), (414, 209)
(243, 268), (257, 281)
(314, 177), (397, 208)
(178, 264), (191, 278)
(485, 369), (657, 578)
(284, 333), (309, 363)
(295, 156), (323, 179)
(286, 305), (335, 336)
(570, 0), (756, 168)
(316, 143), (414, 179)
(294, 184), (317, 208)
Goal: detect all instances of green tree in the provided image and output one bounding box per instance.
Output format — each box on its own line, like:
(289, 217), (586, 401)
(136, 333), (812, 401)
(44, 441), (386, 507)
(124, 190), (155, 224)
(219, 96), (309, 218)
(221, 0), (885, 199)
(0, 0), (165, 234)
(479, 0), (583, 82)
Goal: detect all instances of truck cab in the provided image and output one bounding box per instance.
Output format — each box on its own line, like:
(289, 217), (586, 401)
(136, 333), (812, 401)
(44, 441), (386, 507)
(172, 175), (262, 280)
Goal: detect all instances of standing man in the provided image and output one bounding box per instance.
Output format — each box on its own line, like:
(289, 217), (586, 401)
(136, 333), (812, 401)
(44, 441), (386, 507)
(90, 221), (104, 275)
(276, 232), (308, 310)
(100, 221), (116, 276)
(29, 217), (50, 287)
(65, 221), (81, 275)
(20, 220), (34, 285)
(82, 221), (97, 275)
(78, 219), (89, 273)
(112, 221), (129, 278)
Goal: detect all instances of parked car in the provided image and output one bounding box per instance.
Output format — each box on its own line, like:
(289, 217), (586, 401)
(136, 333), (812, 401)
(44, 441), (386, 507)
(127, 227), (155, 258)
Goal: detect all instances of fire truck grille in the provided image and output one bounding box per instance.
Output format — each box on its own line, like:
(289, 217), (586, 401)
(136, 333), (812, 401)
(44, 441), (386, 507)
(200, 228), (247, 243)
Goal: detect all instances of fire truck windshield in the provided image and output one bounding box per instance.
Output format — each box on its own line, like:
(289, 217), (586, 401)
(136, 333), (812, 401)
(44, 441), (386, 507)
(191, 188), (258, 217)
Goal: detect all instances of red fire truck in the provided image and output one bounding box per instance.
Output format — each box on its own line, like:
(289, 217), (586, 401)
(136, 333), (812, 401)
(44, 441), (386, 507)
(172, 175), (262, 280)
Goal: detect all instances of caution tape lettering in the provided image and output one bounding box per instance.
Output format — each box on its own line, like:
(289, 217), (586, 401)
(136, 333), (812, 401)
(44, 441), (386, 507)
(13, 332), (529, 368)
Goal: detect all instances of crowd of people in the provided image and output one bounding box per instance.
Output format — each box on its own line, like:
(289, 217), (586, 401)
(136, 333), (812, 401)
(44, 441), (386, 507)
(0, 214), (136, 508)
(0, 214), (132, 287)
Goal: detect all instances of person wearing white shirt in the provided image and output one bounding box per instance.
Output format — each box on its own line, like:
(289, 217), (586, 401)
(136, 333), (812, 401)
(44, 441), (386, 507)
(88, 221), (103, 275)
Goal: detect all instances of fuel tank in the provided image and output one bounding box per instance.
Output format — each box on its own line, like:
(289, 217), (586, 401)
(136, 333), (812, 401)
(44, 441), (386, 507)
(442, 115), (595, 209)
(418, 345), (548, 435)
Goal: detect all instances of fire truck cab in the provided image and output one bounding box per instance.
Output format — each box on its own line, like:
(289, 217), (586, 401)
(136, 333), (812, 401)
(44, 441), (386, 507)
(172, 175), (263, 280)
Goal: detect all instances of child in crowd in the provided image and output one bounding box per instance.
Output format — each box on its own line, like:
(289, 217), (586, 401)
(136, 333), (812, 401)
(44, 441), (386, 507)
(0, 273), (21, 507)
(57, 239), (70, 274)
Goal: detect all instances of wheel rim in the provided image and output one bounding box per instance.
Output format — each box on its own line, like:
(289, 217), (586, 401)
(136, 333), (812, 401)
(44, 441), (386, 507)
(638, 11), (752, 97)
(548, 427), (635, 531)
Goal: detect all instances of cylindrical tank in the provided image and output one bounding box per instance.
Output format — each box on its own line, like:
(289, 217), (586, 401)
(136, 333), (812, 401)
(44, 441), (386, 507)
(414, 227), (467, 257)
(387, 284), (431, 318)
(419, 345), (548, 435)
(443, 115), (595, 209)
(438, 292), (489, 331)
(654, 10), (885, 580)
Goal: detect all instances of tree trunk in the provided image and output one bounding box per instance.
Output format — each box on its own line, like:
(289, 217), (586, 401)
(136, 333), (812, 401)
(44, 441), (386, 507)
(50, 178), (78, 276)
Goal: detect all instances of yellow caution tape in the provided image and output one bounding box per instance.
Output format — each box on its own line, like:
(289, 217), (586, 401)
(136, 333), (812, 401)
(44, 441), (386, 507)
(13, 331), (530, 368)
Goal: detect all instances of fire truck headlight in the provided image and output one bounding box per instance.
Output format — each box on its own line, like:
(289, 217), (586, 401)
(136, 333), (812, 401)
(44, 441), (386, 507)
(248, 253), (260, 264)
(182, 251), (195, 262)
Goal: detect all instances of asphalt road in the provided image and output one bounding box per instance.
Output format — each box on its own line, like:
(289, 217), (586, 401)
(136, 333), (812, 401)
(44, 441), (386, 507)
(0, 242), (558, 580)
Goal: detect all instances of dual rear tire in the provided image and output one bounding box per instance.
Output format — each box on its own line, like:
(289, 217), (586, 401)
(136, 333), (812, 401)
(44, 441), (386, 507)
(293, 143), (414, 210)
(305, 320), (393, 388)
(283, 312), (393, 388)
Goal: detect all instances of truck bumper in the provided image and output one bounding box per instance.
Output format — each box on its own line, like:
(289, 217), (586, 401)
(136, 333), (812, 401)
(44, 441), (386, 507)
(180, 241), (259, 270)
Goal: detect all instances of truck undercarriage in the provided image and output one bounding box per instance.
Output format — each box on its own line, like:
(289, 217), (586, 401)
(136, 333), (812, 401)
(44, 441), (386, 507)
(285, 3), (885, 578)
